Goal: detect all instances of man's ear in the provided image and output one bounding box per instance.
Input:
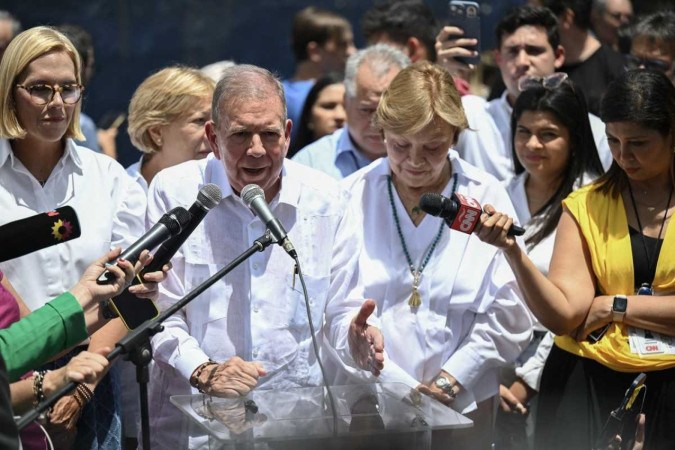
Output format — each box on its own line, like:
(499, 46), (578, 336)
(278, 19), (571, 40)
(205, 121), (222, 160)
(406, 37), (427, 62)
(306, 41), (321, 63)
(554, 44), (566, 69)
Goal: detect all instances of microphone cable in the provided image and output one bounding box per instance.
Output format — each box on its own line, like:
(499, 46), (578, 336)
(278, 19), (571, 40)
(292, 255), (339, 436)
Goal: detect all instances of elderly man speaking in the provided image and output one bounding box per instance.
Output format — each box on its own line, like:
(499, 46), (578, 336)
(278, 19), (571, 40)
(145, 64), (384, 449)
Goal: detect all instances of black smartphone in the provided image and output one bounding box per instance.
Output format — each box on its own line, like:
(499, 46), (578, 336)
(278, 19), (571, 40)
(594, 373), (647, 450)
(97, 111), (126, 130)
(447, 1), (481, 66)
(108, 275), (160, 330)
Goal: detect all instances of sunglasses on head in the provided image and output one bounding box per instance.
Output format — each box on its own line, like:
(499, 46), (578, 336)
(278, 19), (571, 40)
(624, 55), (671, 73)
(518, 72), (569, 92)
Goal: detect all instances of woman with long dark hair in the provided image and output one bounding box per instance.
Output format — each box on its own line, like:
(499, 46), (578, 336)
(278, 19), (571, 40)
(479, 69), (675, 449)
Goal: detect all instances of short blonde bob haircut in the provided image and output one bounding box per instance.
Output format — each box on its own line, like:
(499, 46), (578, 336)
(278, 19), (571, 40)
(375, 61), (468, 144)
(0, 26), (84, 140)
(128, 66), (215, 154)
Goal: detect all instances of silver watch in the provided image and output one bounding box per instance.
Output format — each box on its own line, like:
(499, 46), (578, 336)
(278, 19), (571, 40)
(434, 376), (457, 398)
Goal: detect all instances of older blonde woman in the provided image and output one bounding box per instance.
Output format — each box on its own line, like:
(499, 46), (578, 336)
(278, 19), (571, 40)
(0, 27), (157, 448)
(126, 66), (215, 191)
(339, 61), (532, 449)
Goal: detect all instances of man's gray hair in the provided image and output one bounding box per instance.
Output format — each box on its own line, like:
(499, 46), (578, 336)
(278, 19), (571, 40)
(344, 44), (411, 98)
(0, 10), (22, 37)
(212, 64), (287, 125)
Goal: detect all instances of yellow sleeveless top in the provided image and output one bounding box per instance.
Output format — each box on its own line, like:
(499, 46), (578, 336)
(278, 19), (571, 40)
(555, 184), (675, 372)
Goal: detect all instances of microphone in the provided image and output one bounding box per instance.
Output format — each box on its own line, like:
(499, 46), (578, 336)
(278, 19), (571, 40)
(106, 185), (223, 330)
(0, 206), (81, 262)
(96, 206), (192, 284)
(141, 184), (222, 274)
(241, 184), (297, 258)
(419, 192), (525, 236)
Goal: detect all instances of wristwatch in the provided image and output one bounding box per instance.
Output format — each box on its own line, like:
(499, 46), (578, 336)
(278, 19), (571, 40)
(434, 376), (457, 399)
(612, 295), (628, 323)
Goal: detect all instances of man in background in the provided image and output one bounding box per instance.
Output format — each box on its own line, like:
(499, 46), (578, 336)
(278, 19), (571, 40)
(627, 10), (675, 86)
(590, 0), (633, 51)
(283, 6), (355, 141)
(544, 0), (625, 115)
(292, 44), (410, 179)
(0, 10), (21, 62)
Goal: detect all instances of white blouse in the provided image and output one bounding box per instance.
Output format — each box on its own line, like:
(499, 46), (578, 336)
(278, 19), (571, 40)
(339, 151), (533, 413)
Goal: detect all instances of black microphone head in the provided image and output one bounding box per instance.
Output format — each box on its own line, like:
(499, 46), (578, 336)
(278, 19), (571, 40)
(241, 184), (265, 208)
(162, 207), (192, 236)
(0, 206), (82, 262)
(419, 193), (458, 219)
(197, 183), (222, 210)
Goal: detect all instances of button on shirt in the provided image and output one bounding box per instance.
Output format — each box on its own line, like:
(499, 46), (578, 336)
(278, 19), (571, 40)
(0, 139), (146, 309)
(456, 92), (613, 181)
(146, 155), (368, 449)
(339, 151), (533, 413)
(292, 126), (374, 179)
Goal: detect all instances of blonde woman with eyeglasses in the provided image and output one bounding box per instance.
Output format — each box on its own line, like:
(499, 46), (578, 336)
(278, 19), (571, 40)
(0, 26), (159, 449)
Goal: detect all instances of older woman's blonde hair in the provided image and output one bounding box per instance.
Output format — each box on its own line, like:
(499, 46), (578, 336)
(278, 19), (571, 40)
(0, 26), (84, 140)
(128, 66), (215, 154)
(375, 61), (468, 144)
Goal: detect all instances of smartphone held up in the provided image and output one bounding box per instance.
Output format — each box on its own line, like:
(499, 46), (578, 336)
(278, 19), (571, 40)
(447, 1), (481, 66)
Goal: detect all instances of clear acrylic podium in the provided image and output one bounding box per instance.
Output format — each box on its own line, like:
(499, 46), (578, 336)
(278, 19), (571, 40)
(170, 382), (472, 449)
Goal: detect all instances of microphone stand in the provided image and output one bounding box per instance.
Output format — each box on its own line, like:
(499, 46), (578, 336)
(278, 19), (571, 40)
(16, 231), (274, 450)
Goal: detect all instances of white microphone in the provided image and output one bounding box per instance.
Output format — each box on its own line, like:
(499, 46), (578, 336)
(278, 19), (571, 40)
(241, 184), (297, 258)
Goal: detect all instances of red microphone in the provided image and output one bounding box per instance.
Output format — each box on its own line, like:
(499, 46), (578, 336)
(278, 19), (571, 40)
(419, 192), (525, 236)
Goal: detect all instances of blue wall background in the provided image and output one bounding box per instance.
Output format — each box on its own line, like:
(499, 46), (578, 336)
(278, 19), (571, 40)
(3, 0), (522, 166)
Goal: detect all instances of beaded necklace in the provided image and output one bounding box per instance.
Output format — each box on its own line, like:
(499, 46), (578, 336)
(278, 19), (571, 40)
(387, 173), (458, 308)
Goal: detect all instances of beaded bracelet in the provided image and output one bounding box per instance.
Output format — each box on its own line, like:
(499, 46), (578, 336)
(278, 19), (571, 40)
(32, 370), (48, 407)
(189, 360), (217, 394)
(73, 383), (94, 407)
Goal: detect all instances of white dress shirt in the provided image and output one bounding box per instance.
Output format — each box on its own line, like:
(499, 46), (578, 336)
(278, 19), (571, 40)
(457, 92), (613, 181)
(338, 151), (533, 413)
(0, 138), (146, 309)
(125, 156), (148, 194)
(504, 171), (597, 391)
(146, 154), (368, 449)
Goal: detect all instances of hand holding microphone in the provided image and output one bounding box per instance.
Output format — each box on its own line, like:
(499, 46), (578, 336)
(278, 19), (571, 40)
(419, 192), (525, 237)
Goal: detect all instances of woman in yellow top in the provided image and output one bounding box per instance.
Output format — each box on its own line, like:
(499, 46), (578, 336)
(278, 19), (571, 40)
(476, 69), (675, 449)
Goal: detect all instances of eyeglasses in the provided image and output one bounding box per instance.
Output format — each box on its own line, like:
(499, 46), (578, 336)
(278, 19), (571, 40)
(624, 55), (671, 73)
(518, 72), (569, 92)
(15, 83), (84, 105)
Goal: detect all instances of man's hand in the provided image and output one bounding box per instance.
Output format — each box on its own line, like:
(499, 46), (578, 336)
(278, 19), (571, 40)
(197, 357), (266, 398)
(435, 26), (478, 74)
(348, 300), (384, 376)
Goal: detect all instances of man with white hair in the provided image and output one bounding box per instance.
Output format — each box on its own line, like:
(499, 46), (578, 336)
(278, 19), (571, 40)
(292, 44), (410, 179)
(146, 64), (384, 449)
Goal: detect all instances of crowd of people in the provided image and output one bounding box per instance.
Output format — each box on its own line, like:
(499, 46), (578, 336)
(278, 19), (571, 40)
(0, 0), (674, 449)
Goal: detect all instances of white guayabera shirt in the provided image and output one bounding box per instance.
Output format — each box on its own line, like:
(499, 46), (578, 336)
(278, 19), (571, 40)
(146, 154), (370, 449)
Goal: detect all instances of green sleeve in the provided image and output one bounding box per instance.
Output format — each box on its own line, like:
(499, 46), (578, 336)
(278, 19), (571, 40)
(0, 292), (87, 381)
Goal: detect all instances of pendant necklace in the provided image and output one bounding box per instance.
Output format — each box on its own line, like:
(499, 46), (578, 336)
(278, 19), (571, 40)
(388, 173), (458, 308)
(627, 183), (673, 295)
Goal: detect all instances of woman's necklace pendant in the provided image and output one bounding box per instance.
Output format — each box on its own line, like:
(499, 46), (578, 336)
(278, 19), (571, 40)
(409, 270), (422, 308)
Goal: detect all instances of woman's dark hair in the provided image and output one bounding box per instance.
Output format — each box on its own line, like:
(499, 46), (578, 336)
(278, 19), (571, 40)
(596, 69), (675, 197)
(511, 79), (604, 248)
(288, 72), (344, 157)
